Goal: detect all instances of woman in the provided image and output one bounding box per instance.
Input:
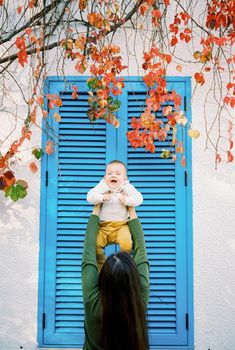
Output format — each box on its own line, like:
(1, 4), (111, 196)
(82, 205), (149, 350)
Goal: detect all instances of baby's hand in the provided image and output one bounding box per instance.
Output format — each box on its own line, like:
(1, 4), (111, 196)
(117, 192), (126, 205)
(103, 192), (112, 201)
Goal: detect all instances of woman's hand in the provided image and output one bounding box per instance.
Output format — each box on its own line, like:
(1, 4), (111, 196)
(127, 206), (137, 220)
(92, 203), (101, 216)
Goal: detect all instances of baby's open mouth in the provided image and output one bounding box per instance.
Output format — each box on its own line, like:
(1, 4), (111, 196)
(111, 179), (117, 184)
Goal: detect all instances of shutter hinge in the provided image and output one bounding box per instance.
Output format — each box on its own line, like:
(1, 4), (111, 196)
(186, 313), (189, 330)
(45, 171), (48, 187)
(42, 313), (46, 329)
(184, 96), (187, 111)
(184, 170), (188, 186)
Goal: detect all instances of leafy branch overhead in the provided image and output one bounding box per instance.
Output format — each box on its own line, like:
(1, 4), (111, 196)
(0, 0), (234, 201)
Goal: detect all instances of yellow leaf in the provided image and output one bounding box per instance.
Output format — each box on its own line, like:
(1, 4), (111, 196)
(53, 112), (61, 122)
(188, 129), (200, 139)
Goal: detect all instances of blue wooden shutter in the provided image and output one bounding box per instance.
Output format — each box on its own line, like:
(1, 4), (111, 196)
(42, 79), (116, 346)
(117, 79), (189, 347)
(39, 77), (192, 348)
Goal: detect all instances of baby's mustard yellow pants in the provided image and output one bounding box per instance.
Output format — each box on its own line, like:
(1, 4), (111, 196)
(96, 220), (132, 271)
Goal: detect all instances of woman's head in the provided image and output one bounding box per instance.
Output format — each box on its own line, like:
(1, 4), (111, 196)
(98, 252), (149, 350)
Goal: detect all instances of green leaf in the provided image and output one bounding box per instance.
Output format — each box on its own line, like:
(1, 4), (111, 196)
(87, 78), (98, 90)
(32, 148), (44, 160)
(108, 100), (121, 112)
(107, 96), (113, 104)
(16, 184), (27, 199)
(5, 185), (13, 198)
(10, 186), (18, 202)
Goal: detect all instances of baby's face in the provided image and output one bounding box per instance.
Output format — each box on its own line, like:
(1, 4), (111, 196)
(104, 163), (127, 190)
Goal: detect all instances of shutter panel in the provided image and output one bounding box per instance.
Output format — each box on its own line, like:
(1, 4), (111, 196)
(117, 80), (188, 346)
(43, 81), (113, 345)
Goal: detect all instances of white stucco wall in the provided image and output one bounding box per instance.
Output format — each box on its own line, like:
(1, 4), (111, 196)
(1, 5), (235, 350)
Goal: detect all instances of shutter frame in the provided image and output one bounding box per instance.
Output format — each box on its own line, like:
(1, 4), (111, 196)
(38, 76), (193, 349)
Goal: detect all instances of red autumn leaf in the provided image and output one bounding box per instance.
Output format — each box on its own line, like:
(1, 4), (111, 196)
(0, 0), (4, 5)
(139, 4), (148, 16)
(181, 155), (186, 167)
(152, 9), (161, 19)
(17, 6), (23, 14)
(164, 0), (170, 6)
(37, 95), (44, 105)
(18, 51), (28, 67)
(29, 162), (38, 173)
(72, 91), (78, 99)
(15, 37), (26, 50)
(25, 28), (32, 36)
(224, 96), (230, 105)
(194, 72), (205, 85)
(230, 98), (235, 108)
(216, 153), (222, 164)
(229, 140), (233, 150)
(3, 170), (16, 187)
(145, 142), (155, 153)
(143, 75), (154, 87)
(45, 140), (54, 155)
(170, 36), (178, 46)
(72, 85), (78, 92)
(227, 150), (234, 163)
(131, 117), (142, 130)
(185, 35), (191, 43)
(28, 0), (36, 8)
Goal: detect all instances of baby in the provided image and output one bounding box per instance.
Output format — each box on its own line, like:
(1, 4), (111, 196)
(86, 160), (143, 270)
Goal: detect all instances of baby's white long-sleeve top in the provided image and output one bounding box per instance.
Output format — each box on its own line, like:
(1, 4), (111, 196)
(86, 179), (143, 221)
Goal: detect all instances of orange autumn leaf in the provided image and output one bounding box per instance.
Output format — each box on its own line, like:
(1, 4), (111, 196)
(45, 140), (54, 155)
(170, 36), (178, 46)
(194, 72), (205, 85)
(227, 150), (234, 163)
(3, 170), (16, 187)
(79, 0), (87, 11)
(181, 156), (186, 167)
(53, 112), (61, 122)
(25, 28), (32, 36)
(37, 95), (44, 105)
(139, 4), (148, 16)
(18, 51), (28, 67)
(72, 91), (78, 99)
(29, 162), (38, 173)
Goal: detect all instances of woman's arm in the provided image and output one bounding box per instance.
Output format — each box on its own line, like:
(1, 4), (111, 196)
(128, 207), (149, 307)
(82, 205), (101, 303)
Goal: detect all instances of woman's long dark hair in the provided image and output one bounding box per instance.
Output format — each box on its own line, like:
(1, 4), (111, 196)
(98, 252), (149, 350)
